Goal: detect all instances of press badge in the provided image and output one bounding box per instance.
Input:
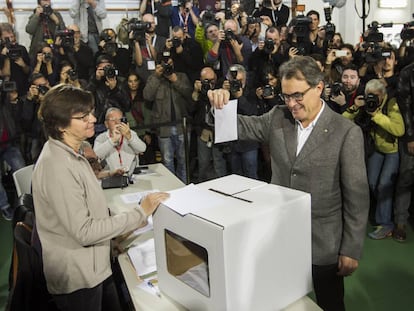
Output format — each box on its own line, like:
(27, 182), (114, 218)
(147, 60), (156, 70)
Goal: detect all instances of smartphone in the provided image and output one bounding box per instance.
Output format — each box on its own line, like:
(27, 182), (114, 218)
(120, 116), (127, 124)
(335, 50), (347, 57)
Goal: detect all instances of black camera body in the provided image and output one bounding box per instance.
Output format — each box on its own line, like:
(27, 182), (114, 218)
(365, 93), (380, 113)
(37, 84), (49, 95)
(68, 69), (78, 81)
(42, 4), (53, 17)
(331, 82), (343, 97)
(262, 85), (274, 97)
(293, 15), (311, 39)
(247, 16), (262, 25)
(0, 38), (23, 60)
(162, 62), (174, 76)
(201, 79), (213, 96)
(56, 29), (75, 48)
(201, 6), (217, 28)
(224, 29), (236, 42)
(103, 65), (118, 79)
(172, 37), (182, 48)
(263, 39), (274, 54)
(0, 80), (17, 92)
(43, 52), (53, 62)
(120, 116), (128, 124)
(401, 16), (414, 41)
(129, 21), (151, 43)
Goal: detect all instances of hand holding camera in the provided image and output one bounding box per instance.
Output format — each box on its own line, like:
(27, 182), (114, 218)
(116, 120), (132, 140)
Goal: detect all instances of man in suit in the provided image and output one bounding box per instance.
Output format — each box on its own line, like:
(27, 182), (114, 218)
(208, 56), (369, 311)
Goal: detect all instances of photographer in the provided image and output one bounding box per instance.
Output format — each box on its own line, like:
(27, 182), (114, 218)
(143, 54), (193, 183)
(252, 0), (289, 28)
(133, 13), (167, 84)
(327, 64), (364, 114)
(21, 73), (51, 162)
(31, 42), (60, 86)
(206, 19), (252, 78)
(0, 82), (25, 220)
(0, 23), (30, 96)
(195, 22), (219, 60)
(139, 0), (172, 39)
(94, 107), (146, 171)
(25, 0), (66, 60)
(343, 79), (404, 240)
(324, 43), (355, 84)
(243, 16), (267, 51)
(255, 66), (283, 114)
(249, 26), (288, 87)
(69, 0), (107, 55)
(56, 24), (94, 81)
(165, 25), (204, 83)
(85, 55), (130, 135)
(192, 66), (228, 182)
(171, 0), (200, 39)
(59, 60), (85, 89)
(222, 64), (259, 179)
(95, 28), (130, 78)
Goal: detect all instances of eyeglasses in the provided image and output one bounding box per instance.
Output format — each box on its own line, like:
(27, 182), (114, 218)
(106, 117), (124, 123)
(71, 110), (95, 122)
(279, 86), (313, 103)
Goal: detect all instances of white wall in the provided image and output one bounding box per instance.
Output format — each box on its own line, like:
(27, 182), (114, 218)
(3, 0), (414, 50)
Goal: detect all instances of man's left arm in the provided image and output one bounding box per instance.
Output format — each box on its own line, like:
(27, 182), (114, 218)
(338, 125), (370, 274)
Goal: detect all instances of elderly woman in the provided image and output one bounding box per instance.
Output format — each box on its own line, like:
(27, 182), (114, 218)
(32, 84), (169, 310)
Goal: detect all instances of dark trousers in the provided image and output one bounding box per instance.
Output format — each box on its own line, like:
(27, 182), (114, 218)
(52, 276), (122, 311)
(312, 263), (345, 311)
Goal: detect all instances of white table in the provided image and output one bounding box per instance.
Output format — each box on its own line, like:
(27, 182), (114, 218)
(105, 164), (321, 311)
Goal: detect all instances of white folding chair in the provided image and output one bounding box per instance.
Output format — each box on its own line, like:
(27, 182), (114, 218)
(12, 164), (34, 197)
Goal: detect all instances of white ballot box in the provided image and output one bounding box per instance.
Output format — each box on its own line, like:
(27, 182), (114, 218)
(153, 175), (312, 311)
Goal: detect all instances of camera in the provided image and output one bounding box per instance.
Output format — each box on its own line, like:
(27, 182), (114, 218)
(262, 85), (274, 98)
(201, 79), (213, 96)
(103, 64), (118, 79)
(43, 52), (53, 62)
(120, 116), (128, 124)
(292, 15), (311, 39)
(364, 93), (380, 113)
(172, 37), (182, 48)
(224, 29), (236, 42)
(401, 14), (414, 41)
(42, 4), (53, 17)
(0, 80), (16, 92)
(37, 84), (49, 95)
(162, 62), (174, 76)
(201, 5), (217, 28)
(129, 20), (151, 43)
(263, 39), (275, 54)
(229, 67), (241, 94)
(56, 29), (74, 48)
(67, 69), (78, 81)
(0, 38), (23, 60)
(331, 82), (343, 97)
(323, 6), (336, 42)
(247, 16), (262, 25)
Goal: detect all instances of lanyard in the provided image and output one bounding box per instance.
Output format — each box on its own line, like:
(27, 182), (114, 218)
(115, 136), (124, 166)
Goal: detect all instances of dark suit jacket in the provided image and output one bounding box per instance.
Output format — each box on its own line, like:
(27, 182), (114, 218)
(237, 104), (369, 265)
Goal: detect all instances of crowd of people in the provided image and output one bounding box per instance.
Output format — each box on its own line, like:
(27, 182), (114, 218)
(1, 0), (414, 309)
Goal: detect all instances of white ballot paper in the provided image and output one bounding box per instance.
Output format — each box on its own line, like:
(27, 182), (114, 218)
(214, 99), (238, 143)
(128, 238), (157, 277)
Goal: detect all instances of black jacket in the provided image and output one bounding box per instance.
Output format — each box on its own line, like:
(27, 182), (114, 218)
(397, 62), (414, 142)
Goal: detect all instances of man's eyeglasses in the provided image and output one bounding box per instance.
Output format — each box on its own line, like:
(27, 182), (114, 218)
(279, 86), (313, 103)
(71, 110), (95, 122)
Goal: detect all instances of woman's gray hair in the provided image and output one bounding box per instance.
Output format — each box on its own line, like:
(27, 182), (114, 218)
(278, 56), (325, 87)
(365, 79), (386, 96)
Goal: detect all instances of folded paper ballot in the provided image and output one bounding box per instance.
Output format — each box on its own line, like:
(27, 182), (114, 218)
(127, 238), (157, 278)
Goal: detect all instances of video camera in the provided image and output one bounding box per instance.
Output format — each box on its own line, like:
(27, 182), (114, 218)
(56, 29), (75, 49)
(401, 14), (414, 41)
(129, 20), (151, 43)
(291, 15), (311, 55)
(229, 66), (241, 94)
(362, 21), (393, 63)
(364, 93), (380, 113)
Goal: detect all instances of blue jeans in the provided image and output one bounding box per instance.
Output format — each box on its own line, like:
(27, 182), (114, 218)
(197, 137), (227, 182)
(367, 151), (399, 227)
(158, 127), (188, 183)
(0, 146), (25, 210)
(230, 149), (258, 179)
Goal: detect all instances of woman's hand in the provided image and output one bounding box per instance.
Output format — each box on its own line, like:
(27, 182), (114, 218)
(140, 192), (170, 216)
